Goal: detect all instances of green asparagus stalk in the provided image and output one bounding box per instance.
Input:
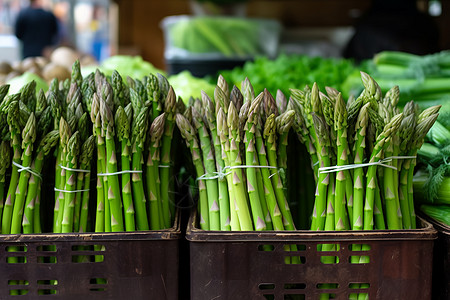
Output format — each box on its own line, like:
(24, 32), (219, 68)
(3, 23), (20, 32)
(227, 101), (253, 231)
(77, 135), (95, 233)
(192, 106), (221, 230)
(352, 103), (370, 231)
(10, 113), (36, 234)
(264, 113), (295, 230)
(61, 131), (80, 233)
(333, 93), (350, 231)
(203, 91), (231, 231)
(131, 106), (150, 230)
(176, 113), (210, 230)
(217, 108), (240, 230)
(115, 106), (136, 231)
(147, 113), (166, 230)
(159, 86), (177, 228)
(91, 94), (107, 233)
(3, 101), (22, 234)
(311, 113), (331, 231)
(243, 96), (266, 231)
(100, 95), (124, 232)
(0, 141), (10, 228)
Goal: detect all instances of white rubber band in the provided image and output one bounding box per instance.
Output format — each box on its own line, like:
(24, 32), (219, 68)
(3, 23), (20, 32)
(98, 170), (143, 176)
(197, 165), (279, 181)
(318, 156), (417, 174)
(13, 161), (42, 179)
(60, 165), (90, 173)
(54, 188), (90, 193)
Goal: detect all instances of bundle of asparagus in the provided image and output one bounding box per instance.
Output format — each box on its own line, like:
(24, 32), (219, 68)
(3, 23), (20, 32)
(289, 72), (441, 232)
(176, 76), (296, 231)
(87, 69), (179, 232)
(0, 60), (180, 234)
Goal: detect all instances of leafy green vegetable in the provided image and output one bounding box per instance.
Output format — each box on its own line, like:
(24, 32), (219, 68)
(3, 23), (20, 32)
(168, 71), (216, 104)
(421, 204), (450, 226)
(81, 55), (166, 79)
(218, 53), (357, 96)
(7, 72), (48, 95)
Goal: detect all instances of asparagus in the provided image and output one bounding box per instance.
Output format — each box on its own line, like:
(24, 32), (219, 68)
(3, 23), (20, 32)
(203, 91), (231, 231)
(131, 106), (150, 230)
(0, 141), (10, 228)
(227, 101), (254, 230)
(192, 105), (220, 230)
(77, 135), (95, 233)
(10, 113), (36, 234)
(264, 113), (295, 230)
(159, 86), (176, 228)
(91, 94), (106, 233)
(147, 113), (166, 230)
(176, 113), (209, 230)
(333, 93), (350, 231)
(2, 101), (22, 234)
(100, 95), (124, 232)
(243, 95), (266, 231)
(61, 131), (80, 233)
(115, 106), (136, 231)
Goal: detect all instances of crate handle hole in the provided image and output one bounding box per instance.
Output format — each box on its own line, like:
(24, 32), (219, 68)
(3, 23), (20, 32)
(316, 283), (339, 289)
(349, 283), (370, 289)
(284, 294), (305, 300)
(317, 244), (340, 252)
(284, 283), (306, 290)
(8, 280), (29, 285)
(320, 256), (339, 264)
(37, 280), (58, 286)
(259, 283), (275, 290)
(284, 256), (305, 264)
(9, 289), (29, 295)
(258, 245), (275, 251)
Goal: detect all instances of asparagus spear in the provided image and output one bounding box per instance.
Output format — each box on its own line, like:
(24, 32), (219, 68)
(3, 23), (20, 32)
(217, 108), (240, 231)
(243, 95), (266, 231)
(176, 113), (210, 230)
(159, 87), (177, 228)
(227, 101), (253, 231)
(0, 141), (10, 228)
(192, 106), (221, 230)
(54, 117), (71, 233)
(203, 91), (231, 231)
(147, 113), (166, 230)
(100, 95), (124, 232)
(131, 106), (150, 230)
(10, 113), (36, 234)
(311, 113), (332, 231)
(264, 113), (295, 230)
(77, 135), (95, 233)
(91, 94), (106, 233)
(115, 106), (135, 231)
(61, 131), (80, 233)
(2, 101), (22, 234)
(333, 93), (351, 231)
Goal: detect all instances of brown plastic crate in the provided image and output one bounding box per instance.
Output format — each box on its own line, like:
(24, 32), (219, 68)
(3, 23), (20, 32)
(420, 213), (450, 300)
(0, 213), (181, 300)
(187, 211), (437, 300)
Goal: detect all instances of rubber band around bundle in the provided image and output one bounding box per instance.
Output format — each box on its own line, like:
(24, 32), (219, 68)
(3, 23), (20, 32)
(13, 161), (42, 179)
(59, 165), (91, 173)
(54, 188), (90, 193)
(97, 170), (143, 176)
(197, 165), (279, 181)
(318, 156), (417, 174)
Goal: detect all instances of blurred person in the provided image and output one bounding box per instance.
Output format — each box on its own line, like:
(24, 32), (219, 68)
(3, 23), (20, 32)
(343, 0), (440, 62)
(14, 0), (58, 58)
